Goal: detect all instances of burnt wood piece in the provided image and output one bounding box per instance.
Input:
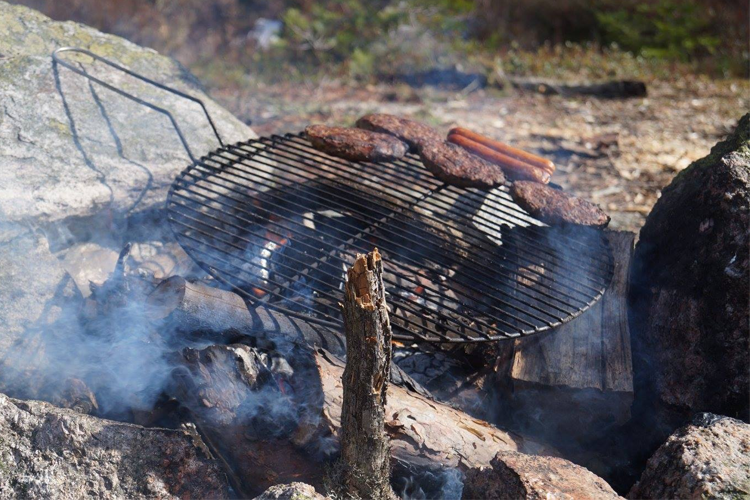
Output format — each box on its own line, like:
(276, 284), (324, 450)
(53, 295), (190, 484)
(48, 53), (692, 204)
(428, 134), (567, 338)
(171, 344), (312, 498)
(147, 276), (346, 353)
(314, 349), (557, 470)
(508, 77), (647, 99)
(305, 125), (408, 162)
(510, 181), (611, 227)
(170, 343), (557, 496)
(356, 114), (443, 153)
(339, 250), (395, 500)
(147, 276), (430, 396)
(494, 231), (634, 440)
(418, 140), (506, 189)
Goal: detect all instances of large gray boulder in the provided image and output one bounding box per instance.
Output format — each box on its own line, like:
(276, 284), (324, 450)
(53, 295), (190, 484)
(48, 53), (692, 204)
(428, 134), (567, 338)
(0, 0), (253, 225)
(0, 1), (254, 405)
(629, 114), (749, 432)
(0, 392), (229, 499)
(628, 413), (750, 499)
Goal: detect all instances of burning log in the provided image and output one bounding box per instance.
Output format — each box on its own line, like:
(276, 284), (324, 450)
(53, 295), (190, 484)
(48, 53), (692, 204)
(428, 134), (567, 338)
(169, 343), (555, 497)
(338, 249), (395, 500)
(146, 275), (346, 354)
(147, 275), (431, 397)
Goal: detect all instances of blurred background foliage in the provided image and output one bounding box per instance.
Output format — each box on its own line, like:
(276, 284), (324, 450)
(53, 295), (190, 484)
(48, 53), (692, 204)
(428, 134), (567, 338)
(11, 0), (749, 83)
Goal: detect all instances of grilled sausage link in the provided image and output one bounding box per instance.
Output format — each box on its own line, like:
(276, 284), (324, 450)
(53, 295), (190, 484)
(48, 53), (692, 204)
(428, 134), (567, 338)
(447, 134), (551, 184)
(449, 127), (555, 174)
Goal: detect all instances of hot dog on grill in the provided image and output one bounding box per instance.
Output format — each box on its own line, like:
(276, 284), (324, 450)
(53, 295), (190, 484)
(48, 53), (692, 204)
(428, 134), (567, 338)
(447, 133), (551, 184)
(449, 127), (555, 175)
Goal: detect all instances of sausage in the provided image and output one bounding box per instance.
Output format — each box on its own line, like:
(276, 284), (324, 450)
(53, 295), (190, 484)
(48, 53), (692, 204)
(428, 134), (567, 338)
(447, 134), (550, 184)
(449, 127), (555, 174)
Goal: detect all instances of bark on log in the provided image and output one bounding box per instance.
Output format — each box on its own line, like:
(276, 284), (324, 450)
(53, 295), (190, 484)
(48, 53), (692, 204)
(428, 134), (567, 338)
(313, 349), (556, 470)
(340, 249), (395, 500)
(148, 275), (431, 397)
(170, 343), (556, 497)
(147, 276), (346, 354)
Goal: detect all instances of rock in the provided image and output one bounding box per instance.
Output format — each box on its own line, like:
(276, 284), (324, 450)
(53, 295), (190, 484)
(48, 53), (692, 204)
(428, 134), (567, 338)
(629, 114), (749, 429)
(462, 451), (622, 500)
(0, 1), (252, 412)
(0, 392), (228, 499)
(125, 241), (203, 281)
(0, 1), (254, 226)
(62, 242), (120, 297)
(253, 482), (328, 500)
(628, 413), (750, 499)
(0, 229), (69, 356)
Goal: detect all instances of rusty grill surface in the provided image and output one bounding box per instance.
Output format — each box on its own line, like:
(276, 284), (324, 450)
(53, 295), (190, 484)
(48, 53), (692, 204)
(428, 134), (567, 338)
(167, 132), (614, 342)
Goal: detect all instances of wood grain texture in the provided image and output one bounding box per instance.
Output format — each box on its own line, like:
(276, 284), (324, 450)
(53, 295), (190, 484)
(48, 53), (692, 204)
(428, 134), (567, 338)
(340, 249), (395, 500)
(499, 231), (635, 433)
(510, 231), (634, 392)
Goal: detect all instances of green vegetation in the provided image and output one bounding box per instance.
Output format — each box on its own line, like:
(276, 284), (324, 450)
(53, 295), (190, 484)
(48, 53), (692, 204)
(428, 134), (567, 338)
(596, 0), (720, 60)
(12, 0), (746, 84)
(239, 0), (745, 83)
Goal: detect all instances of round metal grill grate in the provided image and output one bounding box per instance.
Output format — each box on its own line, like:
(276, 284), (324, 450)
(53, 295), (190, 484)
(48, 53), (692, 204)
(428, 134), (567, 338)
(167, 132), (614, 342)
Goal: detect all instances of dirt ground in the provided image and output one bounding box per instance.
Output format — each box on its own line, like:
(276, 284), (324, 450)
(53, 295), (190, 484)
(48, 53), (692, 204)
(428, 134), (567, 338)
(209, 77), (748, 233)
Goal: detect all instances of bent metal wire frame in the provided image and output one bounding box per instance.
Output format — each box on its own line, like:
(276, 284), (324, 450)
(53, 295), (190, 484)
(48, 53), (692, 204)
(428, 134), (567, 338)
(53, 47), (614, 343)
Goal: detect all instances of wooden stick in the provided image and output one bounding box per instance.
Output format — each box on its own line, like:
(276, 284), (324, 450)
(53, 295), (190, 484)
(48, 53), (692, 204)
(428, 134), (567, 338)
(339, 249), (395, 500)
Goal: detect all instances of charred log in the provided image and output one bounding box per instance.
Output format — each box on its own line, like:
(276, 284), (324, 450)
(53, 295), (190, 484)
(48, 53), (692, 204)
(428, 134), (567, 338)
(147, 275), (431, 397)
(147, 276), (345, 354)
(169, 343), (555, 497)
(507, 77), (647, 99)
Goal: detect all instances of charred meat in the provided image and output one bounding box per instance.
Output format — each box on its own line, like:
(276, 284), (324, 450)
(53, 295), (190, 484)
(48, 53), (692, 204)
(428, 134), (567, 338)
(305, 124), (408, 162)
(510, 181), (610, 227)
(418, 141), (506, 190)
(356, 114), (443, 152)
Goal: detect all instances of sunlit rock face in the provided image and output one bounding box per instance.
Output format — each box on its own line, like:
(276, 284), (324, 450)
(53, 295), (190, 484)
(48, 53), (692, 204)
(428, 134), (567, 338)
(0, 392), (229, 499)
(0, 0), (254, 225)
(629, 413), (750, 500)
(0, 0), (254, 422)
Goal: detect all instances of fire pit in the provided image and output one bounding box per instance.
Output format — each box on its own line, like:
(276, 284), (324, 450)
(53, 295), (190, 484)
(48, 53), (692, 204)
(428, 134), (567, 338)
(166, 133), (614, 342)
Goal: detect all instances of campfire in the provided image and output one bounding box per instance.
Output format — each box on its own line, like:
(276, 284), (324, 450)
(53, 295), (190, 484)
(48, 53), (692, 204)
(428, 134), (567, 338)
(2, 28), (746, 500)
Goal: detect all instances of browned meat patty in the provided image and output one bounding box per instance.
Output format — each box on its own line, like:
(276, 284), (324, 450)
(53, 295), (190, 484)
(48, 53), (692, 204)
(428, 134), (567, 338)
(418, 141), (506, 189)
(304, 124), (408, 162)
(356, 114), (443, 152)
(510, 181), (611, 227)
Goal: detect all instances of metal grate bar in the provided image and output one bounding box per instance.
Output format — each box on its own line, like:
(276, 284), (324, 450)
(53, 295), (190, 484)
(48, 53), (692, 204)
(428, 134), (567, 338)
(188, 144), (604, 308)
(171, 175), (553, 332)
(167, 134), (614, 342)
(226, 140), (610, 293)
(280, 134), (613, 264)
(246, 137), (613, 279)
(188, 155), (593, 311)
